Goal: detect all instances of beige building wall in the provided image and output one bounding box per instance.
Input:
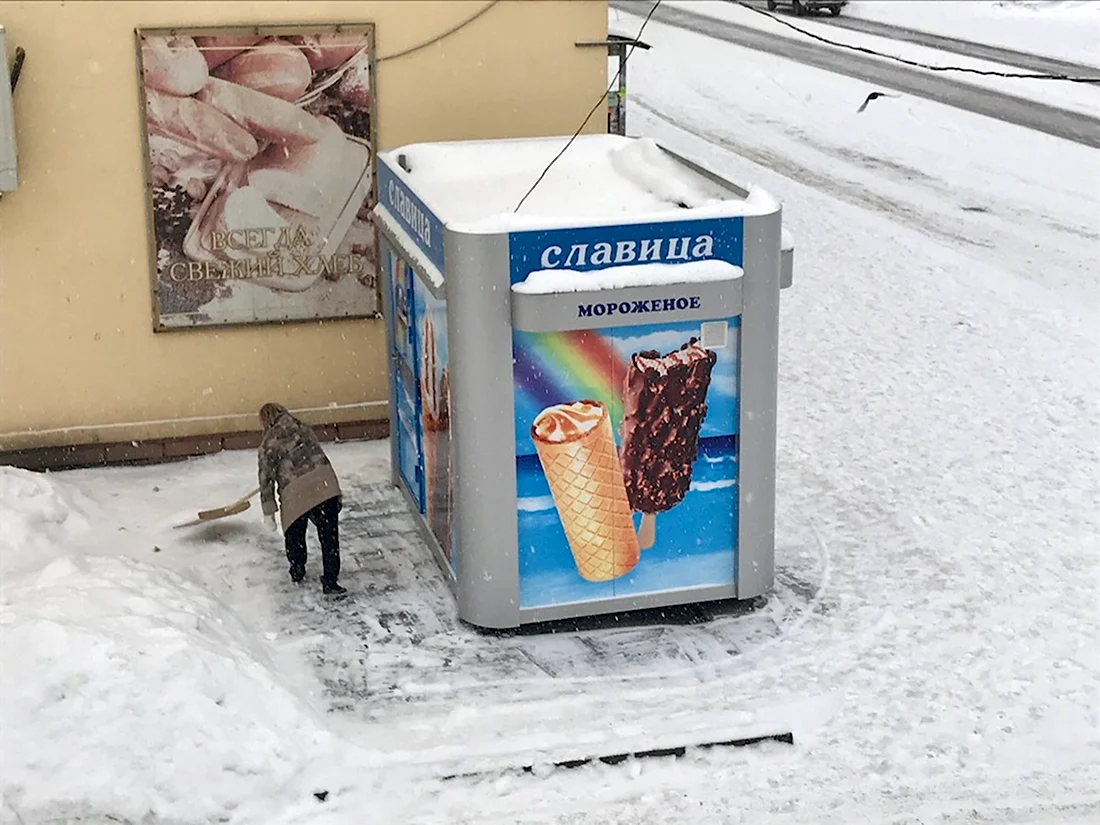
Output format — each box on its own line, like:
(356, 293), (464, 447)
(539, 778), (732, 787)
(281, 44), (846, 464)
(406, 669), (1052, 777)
(0, 0), (608, 451)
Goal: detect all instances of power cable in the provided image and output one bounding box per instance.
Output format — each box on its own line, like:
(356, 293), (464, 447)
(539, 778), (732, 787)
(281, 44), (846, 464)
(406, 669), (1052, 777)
(733, 1), (1099, 84)
(513, 0), (664, 213)
(378, 1), (502, 63)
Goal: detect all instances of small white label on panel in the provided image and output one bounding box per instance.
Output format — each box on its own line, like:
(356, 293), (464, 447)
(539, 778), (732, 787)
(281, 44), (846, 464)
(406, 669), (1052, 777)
(700, 321), (728, 349)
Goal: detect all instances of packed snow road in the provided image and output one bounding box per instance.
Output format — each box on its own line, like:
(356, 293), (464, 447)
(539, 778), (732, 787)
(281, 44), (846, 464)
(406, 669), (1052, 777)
(755, 1), (1100, 78)
(610, 0), (1100, 147)
(817, 14), (1100, 77)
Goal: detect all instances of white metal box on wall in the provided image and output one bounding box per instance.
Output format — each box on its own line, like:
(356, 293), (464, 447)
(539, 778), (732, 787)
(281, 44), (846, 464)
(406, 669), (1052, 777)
(0, 25), (18, 192)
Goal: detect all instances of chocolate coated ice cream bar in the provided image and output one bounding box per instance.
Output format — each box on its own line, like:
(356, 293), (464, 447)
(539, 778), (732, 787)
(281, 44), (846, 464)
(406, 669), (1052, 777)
(619, 339), (717, 513)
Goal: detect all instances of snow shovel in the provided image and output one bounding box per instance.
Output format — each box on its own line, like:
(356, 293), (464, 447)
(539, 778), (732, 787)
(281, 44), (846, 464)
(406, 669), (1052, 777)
(173, 487), (261, 529)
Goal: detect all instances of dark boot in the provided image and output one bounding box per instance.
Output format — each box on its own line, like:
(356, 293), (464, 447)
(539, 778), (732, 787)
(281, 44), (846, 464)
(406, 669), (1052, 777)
(289, 566), (305, 584)
(321, 578), (347, 596)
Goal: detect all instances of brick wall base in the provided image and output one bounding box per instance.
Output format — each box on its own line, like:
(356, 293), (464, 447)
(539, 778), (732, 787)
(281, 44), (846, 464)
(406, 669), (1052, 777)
(0, 419), (390, 472)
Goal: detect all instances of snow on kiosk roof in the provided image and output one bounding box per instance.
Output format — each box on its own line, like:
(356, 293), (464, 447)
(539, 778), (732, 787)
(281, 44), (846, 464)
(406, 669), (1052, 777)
(376, 134), (780, 234)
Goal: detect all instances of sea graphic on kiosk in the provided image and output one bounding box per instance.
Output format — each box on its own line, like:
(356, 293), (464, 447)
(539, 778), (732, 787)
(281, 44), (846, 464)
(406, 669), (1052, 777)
(513, 318), (741, 610)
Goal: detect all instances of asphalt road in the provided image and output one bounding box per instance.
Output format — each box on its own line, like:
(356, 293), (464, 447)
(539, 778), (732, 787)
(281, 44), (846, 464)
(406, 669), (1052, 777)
(609, 0), (1100, 149)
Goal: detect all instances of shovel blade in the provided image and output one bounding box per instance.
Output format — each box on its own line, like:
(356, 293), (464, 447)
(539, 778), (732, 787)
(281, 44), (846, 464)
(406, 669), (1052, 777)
(197, 499), (252, 520)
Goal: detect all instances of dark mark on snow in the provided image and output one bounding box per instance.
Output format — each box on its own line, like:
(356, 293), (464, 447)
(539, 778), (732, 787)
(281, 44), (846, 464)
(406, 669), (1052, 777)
(439, 732), (796, 781)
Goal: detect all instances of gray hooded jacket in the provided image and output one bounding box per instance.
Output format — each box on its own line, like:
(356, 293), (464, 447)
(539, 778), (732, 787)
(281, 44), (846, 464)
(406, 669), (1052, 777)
(258, 404), (341, 531)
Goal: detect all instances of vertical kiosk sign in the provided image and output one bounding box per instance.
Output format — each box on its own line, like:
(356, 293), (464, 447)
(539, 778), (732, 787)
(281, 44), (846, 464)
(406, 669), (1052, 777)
(379, 162), (456, 573)
(507, 219), (744, 610)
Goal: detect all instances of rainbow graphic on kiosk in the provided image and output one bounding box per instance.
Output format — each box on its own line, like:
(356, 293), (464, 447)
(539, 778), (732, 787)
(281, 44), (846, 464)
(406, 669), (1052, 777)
(513, 329), (630, 427)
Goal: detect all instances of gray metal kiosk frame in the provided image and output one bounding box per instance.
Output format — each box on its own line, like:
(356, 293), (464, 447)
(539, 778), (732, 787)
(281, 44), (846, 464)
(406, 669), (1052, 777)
(375, 137), (793, 630)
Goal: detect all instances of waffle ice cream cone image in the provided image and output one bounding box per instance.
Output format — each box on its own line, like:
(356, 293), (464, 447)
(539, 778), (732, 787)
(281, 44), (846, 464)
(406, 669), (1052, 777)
(531, 401), (640, 582)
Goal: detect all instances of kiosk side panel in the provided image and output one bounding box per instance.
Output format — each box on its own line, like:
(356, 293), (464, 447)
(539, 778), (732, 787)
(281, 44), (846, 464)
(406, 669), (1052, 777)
(376, 160), (456, 580)
(737, 209), (782, 599)
(381, 244), (426, 514)
(410, 270), (456, 575)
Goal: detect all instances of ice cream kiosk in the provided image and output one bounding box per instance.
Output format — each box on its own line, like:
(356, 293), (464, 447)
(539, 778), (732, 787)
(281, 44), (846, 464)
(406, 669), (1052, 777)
(373, 135), (793, 630)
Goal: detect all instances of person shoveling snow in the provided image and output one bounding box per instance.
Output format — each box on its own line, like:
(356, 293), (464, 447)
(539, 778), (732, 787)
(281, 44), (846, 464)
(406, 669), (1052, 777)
(258, 403), (346, 596)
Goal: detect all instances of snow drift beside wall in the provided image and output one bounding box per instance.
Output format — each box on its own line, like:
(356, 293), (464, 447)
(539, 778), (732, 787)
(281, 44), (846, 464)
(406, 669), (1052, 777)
(0, 555), (334, 824)
(0, 466), (93, 576)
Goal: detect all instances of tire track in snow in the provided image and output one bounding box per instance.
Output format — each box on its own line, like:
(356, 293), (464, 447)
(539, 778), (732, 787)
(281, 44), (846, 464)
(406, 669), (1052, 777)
(634, 93), (1100, 299)
(632, 95), (991, 250)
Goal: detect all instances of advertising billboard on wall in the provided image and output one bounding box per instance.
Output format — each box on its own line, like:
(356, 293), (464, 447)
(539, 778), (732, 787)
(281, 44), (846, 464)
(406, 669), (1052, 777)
(136, 26), (378, 330)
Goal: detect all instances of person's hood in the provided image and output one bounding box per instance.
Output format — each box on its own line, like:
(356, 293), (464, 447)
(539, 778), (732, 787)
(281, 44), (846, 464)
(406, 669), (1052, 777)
(259, 403), (291, 430)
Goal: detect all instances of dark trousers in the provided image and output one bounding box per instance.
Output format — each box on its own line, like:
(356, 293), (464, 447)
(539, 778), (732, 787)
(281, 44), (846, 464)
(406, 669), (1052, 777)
(284, 496), (341, 585)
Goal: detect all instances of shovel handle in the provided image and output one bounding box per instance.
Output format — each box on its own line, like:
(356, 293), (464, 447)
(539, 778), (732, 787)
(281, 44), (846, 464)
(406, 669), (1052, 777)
(239, 486), (262, 503)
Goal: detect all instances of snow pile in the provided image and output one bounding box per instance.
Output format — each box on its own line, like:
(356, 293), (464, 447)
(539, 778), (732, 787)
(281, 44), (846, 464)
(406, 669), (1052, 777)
(608, 136), (729, 210)
(0, 466), (92, 576)
(0, 555), (334, 824)
(513, 259), (743, 294)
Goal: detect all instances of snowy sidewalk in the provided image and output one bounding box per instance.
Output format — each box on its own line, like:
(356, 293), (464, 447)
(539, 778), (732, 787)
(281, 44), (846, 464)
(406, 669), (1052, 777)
(1, 439), (827, 823)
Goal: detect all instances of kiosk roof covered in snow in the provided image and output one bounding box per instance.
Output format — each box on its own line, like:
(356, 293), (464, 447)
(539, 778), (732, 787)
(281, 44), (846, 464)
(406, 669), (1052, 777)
(378, 135), (780, 233)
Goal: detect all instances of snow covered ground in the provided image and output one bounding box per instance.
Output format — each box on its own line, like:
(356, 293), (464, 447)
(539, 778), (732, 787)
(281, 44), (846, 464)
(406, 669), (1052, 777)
(3, 4), (1100, 824)
(659, 0), (1100, 117)
(847, 0), (1100, 67)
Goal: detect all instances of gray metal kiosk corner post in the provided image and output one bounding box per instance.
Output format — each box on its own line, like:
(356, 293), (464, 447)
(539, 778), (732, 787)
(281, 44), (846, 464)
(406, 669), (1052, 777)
(737, 209), (784, 599)
(444, 227), (522, 630)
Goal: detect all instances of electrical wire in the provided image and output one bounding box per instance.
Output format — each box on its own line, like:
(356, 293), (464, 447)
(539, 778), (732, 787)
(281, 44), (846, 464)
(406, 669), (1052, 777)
(513, 0), (664, 214)
(377, 1), (502, 63)
(734, 1), (1100, 84)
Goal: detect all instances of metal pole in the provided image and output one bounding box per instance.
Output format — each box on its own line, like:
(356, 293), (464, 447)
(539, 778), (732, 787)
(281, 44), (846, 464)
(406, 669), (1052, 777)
(617, 43), (628, 136)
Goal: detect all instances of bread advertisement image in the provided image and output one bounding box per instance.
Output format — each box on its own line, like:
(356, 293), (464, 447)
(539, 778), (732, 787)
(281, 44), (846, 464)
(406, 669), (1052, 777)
(137, 26), (377, 329)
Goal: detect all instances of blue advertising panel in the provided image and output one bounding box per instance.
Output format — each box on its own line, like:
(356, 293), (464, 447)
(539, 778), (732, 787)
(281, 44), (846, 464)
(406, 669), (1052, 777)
(513, 319), (741, 609)
(411, 278), (455, 573)
(385, 248), (424, 511)
(509, 217), (744, 610)
(378, 157), (446, 274)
